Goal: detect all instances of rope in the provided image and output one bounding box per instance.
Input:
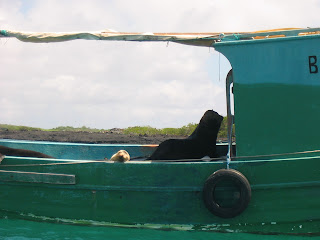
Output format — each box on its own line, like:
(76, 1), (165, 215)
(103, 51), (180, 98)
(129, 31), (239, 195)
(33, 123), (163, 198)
(0, 160), (107, 167)
(230, 149), (320, 160)
(150, 149), (320, 162)
(232, 33), (240, 40)
(0, 30), (8, 36)
(1, 149), (320, 167)
(150, 156), (226, 163)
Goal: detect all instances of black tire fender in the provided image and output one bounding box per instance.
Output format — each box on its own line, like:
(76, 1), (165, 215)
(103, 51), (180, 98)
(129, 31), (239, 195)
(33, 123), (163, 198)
(203, 169), (251, 218)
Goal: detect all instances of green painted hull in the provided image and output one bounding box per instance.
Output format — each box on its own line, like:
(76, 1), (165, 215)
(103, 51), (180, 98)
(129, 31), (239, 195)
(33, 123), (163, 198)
(0, 140), (319, 235)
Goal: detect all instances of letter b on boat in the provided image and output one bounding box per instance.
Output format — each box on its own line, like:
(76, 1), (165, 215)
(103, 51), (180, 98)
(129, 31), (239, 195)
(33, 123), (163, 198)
(309, 56), (318, 73)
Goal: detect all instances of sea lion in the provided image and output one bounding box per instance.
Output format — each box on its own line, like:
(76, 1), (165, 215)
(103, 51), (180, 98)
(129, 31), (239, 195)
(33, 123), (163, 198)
(147, 110), (223, 160)
(109, 150), (130, 162)
(0, 145), (54, 158)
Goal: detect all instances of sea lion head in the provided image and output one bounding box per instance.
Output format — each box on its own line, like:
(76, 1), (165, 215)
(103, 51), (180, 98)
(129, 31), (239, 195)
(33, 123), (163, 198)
(196, 110), (223, 139)
(110, 150), (130, 162)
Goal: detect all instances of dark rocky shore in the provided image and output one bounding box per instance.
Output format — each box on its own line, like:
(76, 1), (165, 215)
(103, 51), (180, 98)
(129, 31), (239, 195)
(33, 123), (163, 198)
(0, 130), (185, 144)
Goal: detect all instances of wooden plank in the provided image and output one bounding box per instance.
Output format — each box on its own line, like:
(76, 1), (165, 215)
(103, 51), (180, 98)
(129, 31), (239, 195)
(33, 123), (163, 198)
(0, 170), (75, 185)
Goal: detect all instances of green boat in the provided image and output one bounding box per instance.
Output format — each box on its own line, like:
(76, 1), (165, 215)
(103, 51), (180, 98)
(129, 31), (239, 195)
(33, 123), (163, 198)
(0, 28), (319, 235)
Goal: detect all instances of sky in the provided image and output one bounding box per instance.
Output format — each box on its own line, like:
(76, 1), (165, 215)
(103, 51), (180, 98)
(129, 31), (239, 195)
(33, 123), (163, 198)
(1, 0), (320, 129)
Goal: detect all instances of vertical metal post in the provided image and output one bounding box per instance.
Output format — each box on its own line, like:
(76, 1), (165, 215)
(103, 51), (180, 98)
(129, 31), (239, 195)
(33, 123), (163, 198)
(226, 69), (234, 169)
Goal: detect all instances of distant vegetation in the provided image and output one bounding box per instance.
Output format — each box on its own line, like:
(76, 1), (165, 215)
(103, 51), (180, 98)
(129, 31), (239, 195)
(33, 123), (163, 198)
(123, 123), (198, 136)
(0, 124), (104, 133)
(50, 126), (105, 132)
(123, 118), (232, 139)
(0, 117), (233, 139)
(0, 124), (43, 132)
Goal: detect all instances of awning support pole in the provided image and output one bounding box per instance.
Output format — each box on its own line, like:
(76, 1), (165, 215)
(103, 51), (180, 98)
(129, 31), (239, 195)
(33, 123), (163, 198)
(226, 69), (234, 169)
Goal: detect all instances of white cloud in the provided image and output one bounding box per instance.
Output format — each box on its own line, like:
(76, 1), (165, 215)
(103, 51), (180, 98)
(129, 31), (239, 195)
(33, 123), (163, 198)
(1, 0), (320, 129)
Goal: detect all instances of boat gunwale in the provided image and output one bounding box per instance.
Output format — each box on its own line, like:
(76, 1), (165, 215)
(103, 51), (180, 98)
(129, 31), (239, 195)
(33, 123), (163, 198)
(0, 138), (159, 147)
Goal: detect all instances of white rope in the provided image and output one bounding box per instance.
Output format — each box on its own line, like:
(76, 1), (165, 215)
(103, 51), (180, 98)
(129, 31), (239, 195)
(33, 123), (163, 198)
(1, 149), (320, 167)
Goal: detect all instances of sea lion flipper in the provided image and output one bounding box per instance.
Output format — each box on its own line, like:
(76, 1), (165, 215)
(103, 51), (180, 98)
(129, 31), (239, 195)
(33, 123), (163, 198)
(0, 146), (54, 158)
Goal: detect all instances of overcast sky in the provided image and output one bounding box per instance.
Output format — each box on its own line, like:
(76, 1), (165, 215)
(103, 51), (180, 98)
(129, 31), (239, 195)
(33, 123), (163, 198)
(1, 0), (320, 129)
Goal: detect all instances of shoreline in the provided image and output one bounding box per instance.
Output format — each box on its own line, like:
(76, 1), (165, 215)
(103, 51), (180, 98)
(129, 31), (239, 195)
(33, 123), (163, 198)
(0, 130), (186, 144)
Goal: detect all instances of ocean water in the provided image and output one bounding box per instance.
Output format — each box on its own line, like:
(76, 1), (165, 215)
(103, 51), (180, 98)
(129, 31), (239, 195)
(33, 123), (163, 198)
(0, 218), (316, 240)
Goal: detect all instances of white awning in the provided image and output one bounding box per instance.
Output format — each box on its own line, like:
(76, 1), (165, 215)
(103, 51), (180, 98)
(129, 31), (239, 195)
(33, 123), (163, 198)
(1, 28), (318, 47)
(0, 29), (221, 47)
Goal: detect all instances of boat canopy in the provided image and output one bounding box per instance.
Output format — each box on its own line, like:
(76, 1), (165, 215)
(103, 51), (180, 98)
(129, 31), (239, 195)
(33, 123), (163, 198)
(1, 28), (320, 47)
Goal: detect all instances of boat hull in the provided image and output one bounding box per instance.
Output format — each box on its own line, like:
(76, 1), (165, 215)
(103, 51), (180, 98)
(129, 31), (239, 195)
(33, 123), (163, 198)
(0, 140), (319, 234)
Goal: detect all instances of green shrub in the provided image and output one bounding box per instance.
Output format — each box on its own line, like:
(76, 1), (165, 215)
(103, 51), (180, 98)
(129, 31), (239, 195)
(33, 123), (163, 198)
(1, 116), (233, 138)
(123, 126), (161, 135)
(0, 124), (42, 131)
(50, 126), (104, 132)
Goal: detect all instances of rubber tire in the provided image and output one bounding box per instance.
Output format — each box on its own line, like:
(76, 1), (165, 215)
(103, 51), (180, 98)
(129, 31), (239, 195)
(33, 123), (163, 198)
(203, 169), (251, 218)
